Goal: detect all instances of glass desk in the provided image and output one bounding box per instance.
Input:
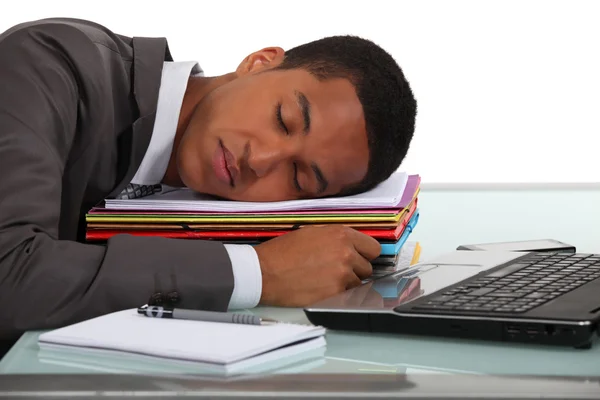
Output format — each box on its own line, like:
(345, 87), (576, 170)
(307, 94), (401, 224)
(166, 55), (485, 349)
(2, 188), (600, 397)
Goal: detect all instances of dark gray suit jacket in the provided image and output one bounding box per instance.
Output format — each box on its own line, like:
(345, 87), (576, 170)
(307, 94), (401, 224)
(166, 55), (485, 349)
(0, 18), (234, 341)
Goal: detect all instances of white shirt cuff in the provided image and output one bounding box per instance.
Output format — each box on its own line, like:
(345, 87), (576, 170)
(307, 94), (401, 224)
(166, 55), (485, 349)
(223, 244), (262, 309)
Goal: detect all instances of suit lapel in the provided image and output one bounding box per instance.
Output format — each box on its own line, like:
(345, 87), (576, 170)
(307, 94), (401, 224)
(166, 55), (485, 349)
(108, 36), (173, 198)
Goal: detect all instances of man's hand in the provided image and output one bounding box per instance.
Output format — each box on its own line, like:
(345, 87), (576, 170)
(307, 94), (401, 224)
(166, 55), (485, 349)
(255, 225), (381, 307)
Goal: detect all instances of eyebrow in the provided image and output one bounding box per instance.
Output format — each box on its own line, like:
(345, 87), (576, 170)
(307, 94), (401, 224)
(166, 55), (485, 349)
(295, 90), (311, 134)
(311, 162), (328, 194)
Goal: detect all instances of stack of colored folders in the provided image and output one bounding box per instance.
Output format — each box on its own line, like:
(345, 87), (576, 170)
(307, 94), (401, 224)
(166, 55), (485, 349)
(86, 172), (421, 270)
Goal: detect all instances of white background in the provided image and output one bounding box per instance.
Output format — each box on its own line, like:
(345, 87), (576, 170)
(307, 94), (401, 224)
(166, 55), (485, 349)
(2, 0), (599, 184)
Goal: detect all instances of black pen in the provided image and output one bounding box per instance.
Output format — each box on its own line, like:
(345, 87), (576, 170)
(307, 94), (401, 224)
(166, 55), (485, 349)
(137, 306), (278, 326)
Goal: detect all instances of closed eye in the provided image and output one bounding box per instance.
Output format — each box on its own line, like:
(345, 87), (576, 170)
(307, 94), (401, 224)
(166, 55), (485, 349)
(276, 102), (289, 135)
(293, 163), (302, 192)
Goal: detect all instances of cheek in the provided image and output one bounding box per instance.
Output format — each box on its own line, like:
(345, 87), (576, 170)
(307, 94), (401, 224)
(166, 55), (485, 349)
(209, 79), (273, 130)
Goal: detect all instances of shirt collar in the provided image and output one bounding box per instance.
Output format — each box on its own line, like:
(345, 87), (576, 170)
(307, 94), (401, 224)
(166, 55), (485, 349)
(130, 61), (203, 185)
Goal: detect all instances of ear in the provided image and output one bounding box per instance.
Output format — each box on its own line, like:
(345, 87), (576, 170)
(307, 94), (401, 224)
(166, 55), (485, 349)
(236, 47), (285, 76)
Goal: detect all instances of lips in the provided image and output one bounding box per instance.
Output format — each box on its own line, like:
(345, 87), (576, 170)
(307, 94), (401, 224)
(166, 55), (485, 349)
(212, 140), (238, 188)
(222, 144), (239, 185)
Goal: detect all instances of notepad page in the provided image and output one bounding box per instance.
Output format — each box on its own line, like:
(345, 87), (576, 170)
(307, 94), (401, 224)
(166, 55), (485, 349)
(105, 171), (408, 212)
(38, 309), (325, 365)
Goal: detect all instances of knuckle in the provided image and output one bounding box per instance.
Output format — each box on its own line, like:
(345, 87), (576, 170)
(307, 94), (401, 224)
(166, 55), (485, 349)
(335, 263), (350, 279)
(331, 225), (350, 240)
(338, 248), (354, 263)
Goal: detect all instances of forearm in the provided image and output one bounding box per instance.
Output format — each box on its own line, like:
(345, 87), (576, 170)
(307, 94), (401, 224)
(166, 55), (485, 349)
(0, 229), (234, 339)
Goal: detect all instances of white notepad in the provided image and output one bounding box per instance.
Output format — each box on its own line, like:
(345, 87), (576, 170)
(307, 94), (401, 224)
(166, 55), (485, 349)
(104, 171), (408, 212)
(38, 309), (326, 372)
(37, 339), (327, 376)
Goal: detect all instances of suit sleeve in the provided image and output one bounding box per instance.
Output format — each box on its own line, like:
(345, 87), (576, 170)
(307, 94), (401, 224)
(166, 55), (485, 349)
(0, 22), (234, 339)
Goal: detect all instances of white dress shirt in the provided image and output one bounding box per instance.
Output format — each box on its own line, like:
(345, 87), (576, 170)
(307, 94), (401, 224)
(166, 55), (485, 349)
(130, 61), (262, 310)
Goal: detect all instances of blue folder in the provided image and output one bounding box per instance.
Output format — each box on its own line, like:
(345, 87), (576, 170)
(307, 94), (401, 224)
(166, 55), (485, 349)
(379, 209), (419, 256)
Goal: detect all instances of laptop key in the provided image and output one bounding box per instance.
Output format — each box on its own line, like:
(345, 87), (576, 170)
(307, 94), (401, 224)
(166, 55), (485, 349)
(475, 305), (496, 311)
(487, 263), (530, 278)
(431, 295), (456, 302)
(467, 287), (495, 296)
(488, 292), (522, 298)
(525, 292), (545, 299)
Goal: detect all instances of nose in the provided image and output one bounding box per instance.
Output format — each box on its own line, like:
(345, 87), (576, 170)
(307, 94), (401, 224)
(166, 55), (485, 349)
(247, 139), (295, 178)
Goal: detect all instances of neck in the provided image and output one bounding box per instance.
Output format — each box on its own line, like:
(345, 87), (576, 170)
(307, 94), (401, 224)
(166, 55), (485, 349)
(162, 73), (236, 186)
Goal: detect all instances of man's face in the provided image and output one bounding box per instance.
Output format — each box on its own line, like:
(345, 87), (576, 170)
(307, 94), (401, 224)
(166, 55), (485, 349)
(176, 48), (370, 202)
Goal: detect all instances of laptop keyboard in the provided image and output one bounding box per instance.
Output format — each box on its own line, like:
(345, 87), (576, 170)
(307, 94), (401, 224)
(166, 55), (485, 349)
(413, 252), (600, 313)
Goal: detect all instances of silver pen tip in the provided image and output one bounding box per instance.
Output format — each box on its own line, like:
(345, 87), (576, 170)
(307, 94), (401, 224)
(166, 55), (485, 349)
(260, 318), (279, 325)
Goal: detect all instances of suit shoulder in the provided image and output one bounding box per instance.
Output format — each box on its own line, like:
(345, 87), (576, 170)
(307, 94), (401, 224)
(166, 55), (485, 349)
(0, 18), (133, 58)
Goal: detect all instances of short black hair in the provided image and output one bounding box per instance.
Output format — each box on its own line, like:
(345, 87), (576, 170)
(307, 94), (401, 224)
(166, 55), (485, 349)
(276, 35), (417, 195)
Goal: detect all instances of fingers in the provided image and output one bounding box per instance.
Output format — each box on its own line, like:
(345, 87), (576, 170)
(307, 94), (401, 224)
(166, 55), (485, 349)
(344, 227), (381, 260)
(349, 250), (373, 280)
(345, 273), (363, 290)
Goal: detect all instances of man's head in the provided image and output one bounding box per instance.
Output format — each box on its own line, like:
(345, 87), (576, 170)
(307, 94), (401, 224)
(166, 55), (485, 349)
(176, 35), (417, 202)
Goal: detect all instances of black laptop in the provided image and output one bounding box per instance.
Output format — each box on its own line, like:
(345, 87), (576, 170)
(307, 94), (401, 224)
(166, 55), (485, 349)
(304, 250), (600, 348)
